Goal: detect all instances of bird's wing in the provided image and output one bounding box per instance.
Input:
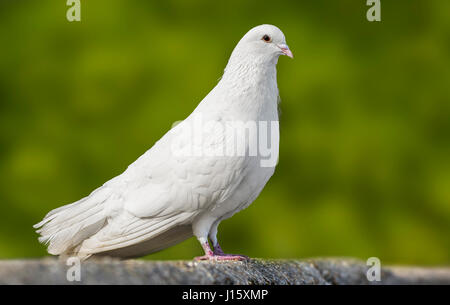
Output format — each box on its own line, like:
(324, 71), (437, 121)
(77, 211), (193, 255)
(106, 118), (247, 219)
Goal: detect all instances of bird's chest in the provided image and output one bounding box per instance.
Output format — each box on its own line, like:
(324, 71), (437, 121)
(192, 75), (280, 216)
(208, 105), (279, 217)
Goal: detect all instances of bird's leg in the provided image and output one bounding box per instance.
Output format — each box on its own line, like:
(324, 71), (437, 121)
(194, 237), (248, 261)
(212, 243), (226, 255)
(194, 238), (215, 261)
(194, 220), (248, 261)
(209, 225), (249, 260)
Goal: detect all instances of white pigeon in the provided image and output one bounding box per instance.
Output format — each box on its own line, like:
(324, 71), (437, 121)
(34, 24), (293, 260)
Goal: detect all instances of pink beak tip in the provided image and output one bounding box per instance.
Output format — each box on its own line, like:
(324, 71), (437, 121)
(279, 45), (294, 58)
(284, 49), (294, 58)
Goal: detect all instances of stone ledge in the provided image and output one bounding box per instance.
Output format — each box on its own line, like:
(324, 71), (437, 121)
(0, 258), (449, 285)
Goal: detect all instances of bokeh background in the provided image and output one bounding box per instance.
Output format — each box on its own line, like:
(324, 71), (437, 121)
(0, 0), (449, 265)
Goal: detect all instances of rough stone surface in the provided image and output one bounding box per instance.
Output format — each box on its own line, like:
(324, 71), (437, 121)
(0, 258), (448, 285)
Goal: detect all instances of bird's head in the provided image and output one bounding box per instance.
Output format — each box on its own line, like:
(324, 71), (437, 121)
(234, 24), (293, 61)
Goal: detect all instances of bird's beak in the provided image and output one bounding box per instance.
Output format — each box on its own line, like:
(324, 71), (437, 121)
(278, 44), (293, 58)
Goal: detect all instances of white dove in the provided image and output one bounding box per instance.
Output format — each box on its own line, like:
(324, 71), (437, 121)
(34, 24), (293, 261)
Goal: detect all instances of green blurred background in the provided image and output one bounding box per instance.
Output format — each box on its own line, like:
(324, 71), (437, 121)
(0, 0), (449, 265)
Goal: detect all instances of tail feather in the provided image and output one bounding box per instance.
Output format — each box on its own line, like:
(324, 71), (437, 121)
(36, 203), (103, 236)
(34, 187), (110, 255)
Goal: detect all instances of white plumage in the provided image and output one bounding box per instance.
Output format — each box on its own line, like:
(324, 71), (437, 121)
(34, 24), (292, 260)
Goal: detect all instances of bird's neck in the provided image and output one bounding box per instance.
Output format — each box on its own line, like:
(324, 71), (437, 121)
(213, 55), (279, 117)
(221, 52), (278, 86)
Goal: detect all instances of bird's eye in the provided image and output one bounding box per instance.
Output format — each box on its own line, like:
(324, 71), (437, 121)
(262, 34), (271, 42)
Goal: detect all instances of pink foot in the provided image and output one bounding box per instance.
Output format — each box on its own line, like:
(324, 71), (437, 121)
(215, 254), (249, 261)
(194, 254), (248, 261)
(194, 255), (213, 261)
(194, 242), (249, 261)
(213, 244), (249, 260)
